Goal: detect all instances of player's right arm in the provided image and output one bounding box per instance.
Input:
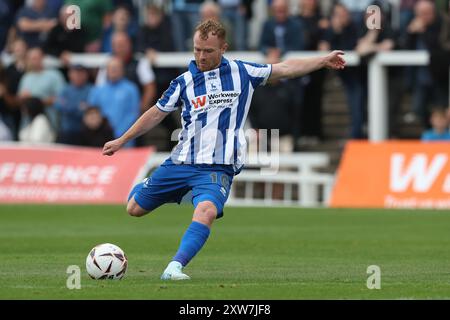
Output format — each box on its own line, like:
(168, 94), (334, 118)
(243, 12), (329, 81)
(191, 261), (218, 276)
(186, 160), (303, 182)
(102, 106), (168, 156)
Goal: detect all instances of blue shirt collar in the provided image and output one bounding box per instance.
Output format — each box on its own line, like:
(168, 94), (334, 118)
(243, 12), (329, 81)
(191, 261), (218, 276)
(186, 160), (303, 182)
(188, 57), (229, 74)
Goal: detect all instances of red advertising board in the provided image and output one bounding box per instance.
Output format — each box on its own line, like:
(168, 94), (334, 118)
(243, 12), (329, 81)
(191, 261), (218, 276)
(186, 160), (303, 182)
(0, 145), (154, 204)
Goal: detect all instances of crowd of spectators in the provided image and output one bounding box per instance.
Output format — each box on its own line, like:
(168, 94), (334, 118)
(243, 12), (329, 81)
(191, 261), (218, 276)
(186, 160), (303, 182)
(0, 0), (449, 151)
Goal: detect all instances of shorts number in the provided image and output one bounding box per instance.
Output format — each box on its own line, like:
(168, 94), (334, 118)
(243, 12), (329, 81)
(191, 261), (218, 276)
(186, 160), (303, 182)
(221, 175), (230, 189)
(210, 173), (230, 189)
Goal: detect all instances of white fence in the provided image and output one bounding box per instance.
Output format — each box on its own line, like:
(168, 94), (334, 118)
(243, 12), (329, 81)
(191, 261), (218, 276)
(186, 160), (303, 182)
(227, 153), (334, 207)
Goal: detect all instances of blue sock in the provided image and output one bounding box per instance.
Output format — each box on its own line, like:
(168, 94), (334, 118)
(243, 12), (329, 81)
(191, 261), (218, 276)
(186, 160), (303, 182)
(128, 182), (144, 201)
(173, 221), (210, 267)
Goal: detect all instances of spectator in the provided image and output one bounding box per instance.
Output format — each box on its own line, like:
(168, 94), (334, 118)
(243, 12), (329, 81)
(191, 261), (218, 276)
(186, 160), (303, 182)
(137, 4), (180, 149)
(295, 0), (329, 145)
(80, 105), (114, 147)
(15, 0), (58, 48)
(137, 4), (175, 55)
(338, 0), (373, 27)
(297, 0), (328, 50)
(88, 57), (140, 147)
(101, 6), (138, 53)
(18, 46), (66, 128)
(18, 97), (56, 143)
(403, 0), (449, 127)
(259, 0), (303, 55)
(0, 0), (15, 52)
(399, 0), (419, 38)
(64, 0), (114, 52)
(240, 0), (255, 50)
(18, 47), (65, 106)
(216, 0), (247, 50)
(53, 63), (93, 145)
(112, 0), (139, 20)
(200, 1), (221, 22)
(96, 31), (156, 114)
(260, 0), (304, 146)
(0, 38), (28, 139)
(169, 0), (204, 51)
(355, 6), (395, 57)
(421, 107), (450, 141)
(5, 38), (28, 97)
(43, 5), (87, 66)
(356, 4), (401, 137)
(199, 1), (234, 50)
(320, 3), (366, 139)
(0, 62), (15, 141)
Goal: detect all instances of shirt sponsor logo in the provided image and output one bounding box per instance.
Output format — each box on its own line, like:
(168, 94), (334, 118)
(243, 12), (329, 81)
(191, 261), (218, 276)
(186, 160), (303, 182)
(191, 92), (240, 113)
(191, 96), (207, 109)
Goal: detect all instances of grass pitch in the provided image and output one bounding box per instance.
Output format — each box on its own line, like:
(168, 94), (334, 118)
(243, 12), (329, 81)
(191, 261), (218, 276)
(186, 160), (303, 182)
(0, 204), (450, 299)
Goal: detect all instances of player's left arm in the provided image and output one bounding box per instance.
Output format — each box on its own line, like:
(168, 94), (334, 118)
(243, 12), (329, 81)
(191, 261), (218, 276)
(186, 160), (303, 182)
(268, 50), (345, 83)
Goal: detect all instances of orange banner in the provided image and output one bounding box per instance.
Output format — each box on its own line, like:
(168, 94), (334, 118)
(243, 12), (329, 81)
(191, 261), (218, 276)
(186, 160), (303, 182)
(330, 141), (450, 209)
(0, 145), (154, 204)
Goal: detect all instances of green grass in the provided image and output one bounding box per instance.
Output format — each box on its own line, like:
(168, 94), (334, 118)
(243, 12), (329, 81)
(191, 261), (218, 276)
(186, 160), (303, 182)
(1, 204), (450, 299)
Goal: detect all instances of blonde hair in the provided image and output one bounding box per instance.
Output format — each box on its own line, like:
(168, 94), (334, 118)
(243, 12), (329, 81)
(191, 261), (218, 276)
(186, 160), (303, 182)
(194, 19), (226, 41)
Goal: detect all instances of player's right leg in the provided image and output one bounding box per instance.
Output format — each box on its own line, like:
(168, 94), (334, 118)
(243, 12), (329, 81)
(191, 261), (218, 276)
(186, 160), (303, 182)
(127, 197), (149, 217)
(126, 180), (151, 217)
(126, 160), (190, 219)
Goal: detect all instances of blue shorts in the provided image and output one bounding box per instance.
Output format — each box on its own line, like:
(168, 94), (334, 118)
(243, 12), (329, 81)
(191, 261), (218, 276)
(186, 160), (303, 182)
(133, 158), (235, 218)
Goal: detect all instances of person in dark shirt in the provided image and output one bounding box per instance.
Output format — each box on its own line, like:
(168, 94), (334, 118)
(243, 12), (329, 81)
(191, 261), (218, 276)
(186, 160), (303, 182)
(0, 38), (27, 139)
(402, 0), (449, 127)
(320, 3), (366, 139)
(0, 0), (14, 52)
(43, 5), (87, 66)
(15, 0), (57, 48)
(53, 63), (93, 145)
(101, 5), (138, 53)
(137, 4), (175, 54)
(136, 4), (179, 149)
(296, 0), (329, 145)
(80, 105), (114, 147)
(259, 0), (303, 55)
(259, 0), (304, 146)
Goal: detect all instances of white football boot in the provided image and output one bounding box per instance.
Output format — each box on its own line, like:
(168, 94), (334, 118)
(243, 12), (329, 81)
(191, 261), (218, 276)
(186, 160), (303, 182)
(160, 261), (191, 280)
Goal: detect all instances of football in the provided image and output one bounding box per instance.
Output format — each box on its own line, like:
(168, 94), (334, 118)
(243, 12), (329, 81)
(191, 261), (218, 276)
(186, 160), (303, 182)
(86, 243), (128, 280)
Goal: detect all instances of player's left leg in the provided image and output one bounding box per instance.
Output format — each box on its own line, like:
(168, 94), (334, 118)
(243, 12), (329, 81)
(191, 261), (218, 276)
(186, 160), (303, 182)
(161, 167), (233, 281)
(161, 201), (217, 281)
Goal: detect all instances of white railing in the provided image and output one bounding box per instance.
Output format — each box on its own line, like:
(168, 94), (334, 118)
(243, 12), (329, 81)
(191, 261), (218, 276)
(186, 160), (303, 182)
(138, 152), (334, 208)
(227, 153), (334, 207)
(368, 51), (430, 141)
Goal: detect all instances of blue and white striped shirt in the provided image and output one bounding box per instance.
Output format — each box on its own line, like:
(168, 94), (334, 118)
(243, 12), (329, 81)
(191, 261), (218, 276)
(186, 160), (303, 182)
(156, 57), (272, 172)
